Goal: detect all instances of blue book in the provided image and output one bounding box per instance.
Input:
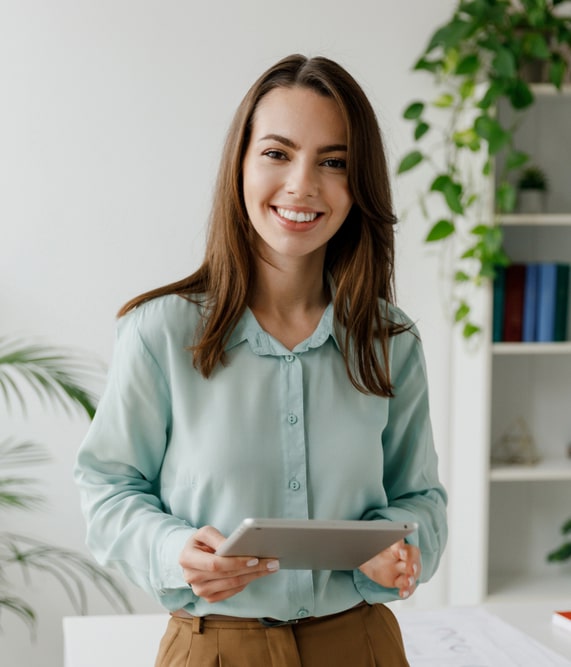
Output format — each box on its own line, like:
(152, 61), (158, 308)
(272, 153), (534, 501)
(522, 263), (538, 342)
(536, 263), (558, 342)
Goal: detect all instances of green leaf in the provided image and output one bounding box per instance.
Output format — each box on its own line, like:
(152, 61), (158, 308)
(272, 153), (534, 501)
(455, 271), (470, 282)
(547, 542), (571, 562)
(455, 54), (480, 75)
(474, 115), (510, 154)
(413, 57), (442, 73)
(430, 175), (452, 192)
(426, 219), (455, 242)
(414, 121), (430, 141)
(507, 79), (534, 110)
(453, 128), (480, 151)
(522, 32), (550, 59)
(403, 102), (424, 120)
(497, 181), (517, 212)
(397, 150), (423, 174)
(477, 80), (505, 110)
(459, 78), (476, 100)
(492, 47), (517, 78)
(506, 150), (529, 171)
(433, 93), (455, 108)
(463, 322), (481, 338)
(482, 159), (492, 176)
(455, 302), (470, 322)
(549, 57), (566, 90)
(443, 181), (464, 214)
(426, 19), (474, 52)
(563, 518), (571, 534)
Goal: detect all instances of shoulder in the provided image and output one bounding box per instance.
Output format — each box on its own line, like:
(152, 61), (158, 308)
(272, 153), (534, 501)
(118, 294), (204, 350)
(380, 300), (420, 338)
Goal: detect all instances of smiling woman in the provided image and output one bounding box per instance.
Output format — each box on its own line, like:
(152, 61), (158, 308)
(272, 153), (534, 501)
(242, 86), (353, 270)
(74, 54), (447, 667)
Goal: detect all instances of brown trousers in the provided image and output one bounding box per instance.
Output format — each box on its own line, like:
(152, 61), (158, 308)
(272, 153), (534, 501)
(154, 603), (409, 667)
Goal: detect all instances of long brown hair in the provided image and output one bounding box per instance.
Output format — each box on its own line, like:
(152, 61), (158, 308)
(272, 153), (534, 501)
(119, 54), (409, 396)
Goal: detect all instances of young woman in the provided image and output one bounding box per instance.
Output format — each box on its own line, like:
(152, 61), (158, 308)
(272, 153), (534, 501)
(75, 54), (447, 666)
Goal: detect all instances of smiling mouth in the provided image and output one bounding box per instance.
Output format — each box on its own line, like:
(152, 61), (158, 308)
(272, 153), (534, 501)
(274, 207), (322, 223)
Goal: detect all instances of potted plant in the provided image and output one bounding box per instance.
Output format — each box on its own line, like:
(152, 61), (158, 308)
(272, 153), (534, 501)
(397, 0), (571, 337)
(0, 337), (131, 634)
(547, 518), (571, 564)
(516, 164), (549, 212)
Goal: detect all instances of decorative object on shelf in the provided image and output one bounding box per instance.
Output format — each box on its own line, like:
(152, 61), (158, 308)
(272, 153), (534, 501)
(547, 517), (571, 563)
(0, 338), (132, 634)
(516, 165), (549, 213)
(490, 416), (540, 465)
(397, 0), (571, 338)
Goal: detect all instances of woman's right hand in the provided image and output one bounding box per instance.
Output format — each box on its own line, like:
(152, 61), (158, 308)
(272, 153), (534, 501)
(179, 525), (280, 603)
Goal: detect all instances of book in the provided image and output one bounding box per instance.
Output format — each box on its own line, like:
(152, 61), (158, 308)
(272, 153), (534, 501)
(552, 610), (571, 632)
(554, 263), (570, 342)
(536, 263), (558, 342)
(522, 263), (538, 342)
(492, 266), (506, 343)
(503, 264), (526, 342)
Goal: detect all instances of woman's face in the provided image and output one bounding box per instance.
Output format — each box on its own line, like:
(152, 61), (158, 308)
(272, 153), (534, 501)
(242, 85), (353, 266)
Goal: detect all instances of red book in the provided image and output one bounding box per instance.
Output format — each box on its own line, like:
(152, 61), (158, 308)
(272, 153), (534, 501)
(502, 264), (526, 342)
(552, 610), (571, 631)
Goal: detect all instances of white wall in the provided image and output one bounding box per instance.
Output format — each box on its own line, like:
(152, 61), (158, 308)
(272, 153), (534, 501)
(0, 1), (457, 665)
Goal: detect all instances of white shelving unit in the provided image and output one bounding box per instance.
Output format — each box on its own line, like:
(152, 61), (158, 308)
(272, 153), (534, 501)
(448, 85), (571, 606)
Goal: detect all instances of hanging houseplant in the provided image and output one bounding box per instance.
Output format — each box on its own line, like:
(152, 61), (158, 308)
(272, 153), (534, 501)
(397, 0), (571, 337)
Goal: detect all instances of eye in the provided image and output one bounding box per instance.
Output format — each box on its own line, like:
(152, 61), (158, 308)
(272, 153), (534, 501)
(322, 157), (347, 169)
(263, 149), (288, 161)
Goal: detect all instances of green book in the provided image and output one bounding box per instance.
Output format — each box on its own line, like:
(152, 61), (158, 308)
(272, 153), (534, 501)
(492, 266), (506, 342)
(554, 263), (570, 342)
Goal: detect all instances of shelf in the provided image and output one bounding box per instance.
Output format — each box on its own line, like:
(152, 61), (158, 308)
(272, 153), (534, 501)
(499, 213), (571, 226)
(490, 458), (571, 482)
(487, 569), (571, 602)
(492, 341), (571, 355)
(530, 83), (571, 96)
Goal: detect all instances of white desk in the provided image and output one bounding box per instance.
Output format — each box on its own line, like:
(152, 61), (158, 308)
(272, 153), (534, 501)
(63, 602), (571, 667)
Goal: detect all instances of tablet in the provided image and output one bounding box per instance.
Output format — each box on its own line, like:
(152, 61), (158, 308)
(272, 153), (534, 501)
(215, 518), (418, 570)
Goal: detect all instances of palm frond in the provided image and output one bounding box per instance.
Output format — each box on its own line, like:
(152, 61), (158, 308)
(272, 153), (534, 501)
(0, 534), (133, 619)
(0, 438), (50, 467)
(0, 439), (49, 511)
(0, 596), (36, 635)
(0, 338), (103, 419)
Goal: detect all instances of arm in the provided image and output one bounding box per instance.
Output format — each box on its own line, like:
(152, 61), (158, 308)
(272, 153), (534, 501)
(354, 321), (448, 598)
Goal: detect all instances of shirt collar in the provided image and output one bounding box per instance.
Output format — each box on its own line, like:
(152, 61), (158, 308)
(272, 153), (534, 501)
(225, 301), (341, 356)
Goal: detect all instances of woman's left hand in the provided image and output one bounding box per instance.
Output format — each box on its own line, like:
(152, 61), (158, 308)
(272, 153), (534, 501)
(358, 540), (421, 599)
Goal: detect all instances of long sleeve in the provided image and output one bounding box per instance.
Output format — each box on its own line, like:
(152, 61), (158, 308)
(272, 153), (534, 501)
(74, 309), (197, 609)
(353, 320), (447, 597)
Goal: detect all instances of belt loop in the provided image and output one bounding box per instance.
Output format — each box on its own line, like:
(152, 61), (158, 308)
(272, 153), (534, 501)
(192, 616), (205, 634)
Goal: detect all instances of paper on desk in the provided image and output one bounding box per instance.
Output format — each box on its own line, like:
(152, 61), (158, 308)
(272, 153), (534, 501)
(396, 607), (571, 667)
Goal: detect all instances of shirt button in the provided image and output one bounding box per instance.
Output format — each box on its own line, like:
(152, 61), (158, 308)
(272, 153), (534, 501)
(289, 479), (301, 491)
(284, 354), (295, 363)
(287, 413), (298, 424)
(297, 608), (309, 618)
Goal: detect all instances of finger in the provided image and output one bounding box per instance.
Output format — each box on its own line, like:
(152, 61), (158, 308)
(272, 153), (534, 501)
(190, 566), (277, 602)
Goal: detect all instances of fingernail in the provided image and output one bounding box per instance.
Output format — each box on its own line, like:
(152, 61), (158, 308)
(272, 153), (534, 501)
(399, 549), (407, 560)
(401, 590), (410, 599)
(409, 576), (415, 587)
(412, 563), (418, 576)
(267, 560), (280, 571)
(247, 558), (259, 567)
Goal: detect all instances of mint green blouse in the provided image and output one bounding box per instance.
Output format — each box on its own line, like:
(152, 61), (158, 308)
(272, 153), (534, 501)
(74, 294), (447, 621)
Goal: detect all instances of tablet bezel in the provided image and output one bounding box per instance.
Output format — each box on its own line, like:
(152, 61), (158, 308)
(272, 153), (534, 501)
(215, 518), (418, 570)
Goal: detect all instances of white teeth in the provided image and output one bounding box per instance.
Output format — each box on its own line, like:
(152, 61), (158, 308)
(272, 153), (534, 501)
(276, 207), (318, 223)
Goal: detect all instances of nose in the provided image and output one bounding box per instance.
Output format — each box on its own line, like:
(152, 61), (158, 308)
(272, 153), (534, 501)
(286, 159), (318, 198)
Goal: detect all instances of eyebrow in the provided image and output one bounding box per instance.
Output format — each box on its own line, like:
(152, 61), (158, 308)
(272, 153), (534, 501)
(258, 134), (347, 154)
